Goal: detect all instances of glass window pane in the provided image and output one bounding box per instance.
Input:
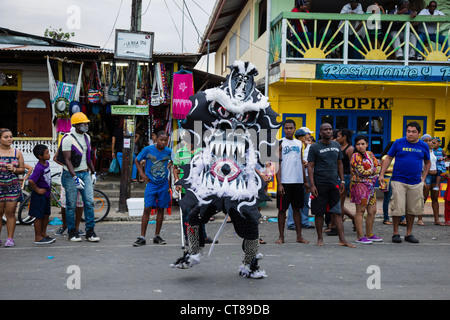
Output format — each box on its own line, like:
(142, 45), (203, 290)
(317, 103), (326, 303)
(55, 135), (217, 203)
(371, 117), (383, 134)
(371, 137), (383, 155)
(321, 115), (333, 126)
(357, 116), (370, 134)
(336, 116), (348, 130)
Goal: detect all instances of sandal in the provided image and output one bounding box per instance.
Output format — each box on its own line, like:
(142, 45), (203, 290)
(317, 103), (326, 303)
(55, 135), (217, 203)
(383, 220), (393, 225)
(259, 238), (266, 244)
(417, 220), (426, 226)
(434, 221), (444, 226)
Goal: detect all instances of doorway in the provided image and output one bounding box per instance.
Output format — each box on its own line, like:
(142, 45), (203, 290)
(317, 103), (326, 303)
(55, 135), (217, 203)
(316, 110), (391, 157)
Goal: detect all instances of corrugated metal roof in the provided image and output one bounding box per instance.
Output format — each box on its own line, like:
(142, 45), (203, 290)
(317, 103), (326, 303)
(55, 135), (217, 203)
(199, 0), (247, 55)
(0, 44), (113, 54)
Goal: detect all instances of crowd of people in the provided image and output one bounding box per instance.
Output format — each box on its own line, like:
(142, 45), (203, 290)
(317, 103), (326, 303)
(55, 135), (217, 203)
(1, 115), (449, 248)
(275, 120), (450, 247)
(289, 0), (447, 60)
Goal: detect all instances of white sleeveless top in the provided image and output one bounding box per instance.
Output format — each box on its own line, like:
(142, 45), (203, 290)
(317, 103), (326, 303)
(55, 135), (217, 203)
(280, 137), (304, 184)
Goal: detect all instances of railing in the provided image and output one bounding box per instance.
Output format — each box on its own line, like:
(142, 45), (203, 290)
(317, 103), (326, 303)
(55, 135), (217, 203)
(270, 12), (450, 65)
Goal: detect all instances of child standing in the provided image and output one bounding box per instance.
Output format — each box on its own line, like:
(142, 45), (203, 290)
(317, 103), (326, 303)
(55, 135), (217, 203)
(133, 131), (173, 246)
(28, 144), (54, 244)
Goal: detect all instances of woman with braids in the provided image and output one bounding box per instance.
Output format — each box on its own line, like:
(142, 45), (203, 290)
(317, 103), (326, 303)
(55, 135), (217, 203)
(0, 128), (25, 247)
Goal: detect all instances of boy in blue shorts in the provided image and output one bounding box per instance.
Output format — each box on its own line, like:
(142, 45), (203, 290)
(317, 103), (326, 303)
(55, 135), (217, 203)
(29, 144), (55, 244)
(133, 131), (173, 246)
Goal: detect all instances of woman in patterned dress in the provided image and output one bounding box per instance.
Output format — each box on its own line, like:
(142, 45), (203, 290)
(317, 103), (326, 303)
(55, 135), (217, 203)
(350, 135), (382, 245)
(0, 128), (25, 247)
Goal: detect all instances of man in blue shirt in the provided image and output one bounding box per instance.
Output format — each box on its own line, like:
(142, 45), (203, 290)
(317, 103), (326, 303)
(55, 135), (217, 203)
(379, 121), (430, 243)
(133, 131), (173, 246)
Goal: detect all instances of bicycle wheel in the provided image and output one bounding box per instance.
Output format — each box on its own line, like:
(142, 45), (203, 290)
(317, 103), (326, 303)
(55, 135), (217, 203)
(18, 193), (36, 225)
(81, 189), (111, 223)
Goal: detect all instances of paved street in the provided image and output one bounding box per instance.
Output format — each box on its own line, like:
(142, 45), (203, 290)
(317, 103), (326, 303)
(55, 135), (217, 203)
(1, 200), (449, 302)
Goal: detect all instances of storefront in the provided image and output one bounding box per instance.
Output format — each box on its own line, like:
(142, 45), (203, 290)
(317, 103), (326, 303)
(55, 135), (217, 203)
(270, 63), (450, 158)
(0, 27), (222, 174)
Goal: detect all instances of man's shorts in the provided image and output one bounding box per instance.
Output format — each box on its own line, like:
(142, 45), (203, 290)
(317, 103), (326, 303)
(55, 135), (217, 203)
(277, 183), (304, 211)
(29, 191), (51, 219)
(144, 182), (171, 209)
(60, 186), (83, 208)
(389, 180), (424, 216)
(310, 183), (341, 216)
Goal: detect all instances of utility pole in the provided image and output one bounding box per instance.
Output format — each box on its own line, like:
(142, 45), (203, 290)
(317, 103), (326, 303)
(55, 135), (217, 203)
(118, 0), (142, 212)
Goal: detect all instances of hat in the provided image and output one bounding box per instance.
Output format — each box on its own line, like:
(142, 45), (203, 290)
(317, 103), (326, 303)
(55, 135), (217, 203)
(69, 100), (81, 116)
(300, 127), (314, 134)
(295, 129), (307, 138)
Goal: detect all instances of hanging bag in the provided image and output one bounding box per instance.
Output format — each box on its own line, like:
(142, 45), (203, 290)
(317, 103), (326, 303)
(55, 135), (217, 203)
(87, 62), (103, 103)
(150, 62), (163, 107)
(108, 63), (120, 102)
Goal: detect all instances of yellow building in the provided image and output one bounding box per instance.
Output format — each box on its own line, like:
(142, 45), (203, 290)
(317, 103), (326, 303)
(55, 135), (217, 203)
(200, 0), (450, 157)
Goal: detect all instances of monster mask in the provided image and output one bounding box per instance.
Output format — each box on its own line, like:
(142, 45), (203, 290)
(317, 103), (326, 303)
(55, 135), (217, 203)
(176, 61), (281, 223)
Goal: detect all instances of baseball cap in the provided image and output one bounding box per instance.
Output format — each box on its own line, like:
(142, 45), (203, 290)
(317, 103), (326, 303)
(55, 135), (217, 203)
(300, 127), (314, 134)
(295, 129), (307, 138)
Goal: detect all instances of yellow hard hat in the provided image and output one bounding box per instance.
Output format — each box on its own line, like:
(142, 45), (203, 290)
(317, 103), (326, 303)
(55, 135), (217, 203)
(71, 112), (90, 125)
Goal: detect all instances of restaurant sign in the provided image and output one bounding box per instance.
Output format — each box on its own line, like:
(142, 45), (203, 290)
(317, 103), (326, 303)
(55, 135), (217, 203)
(317, 64), (450, 82)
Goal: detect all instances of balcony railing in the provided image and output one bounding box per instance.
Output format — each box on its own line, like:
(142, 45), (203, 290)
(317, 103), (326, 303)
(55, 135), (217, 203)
(270, 12), (450, 65)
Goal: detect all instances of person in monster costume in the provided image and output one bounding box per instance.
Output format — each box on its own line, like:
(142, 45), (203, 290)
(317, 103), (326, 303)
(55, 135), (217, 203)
(170, 61), (281, 279)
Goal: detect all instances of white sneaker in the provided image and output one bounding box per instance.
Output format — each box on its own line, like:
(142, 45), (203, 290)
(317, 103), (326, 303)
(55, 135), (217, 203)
(69, 231), (82, 242)
(433, 186), (439, 191)
(86, 230), (100, 242)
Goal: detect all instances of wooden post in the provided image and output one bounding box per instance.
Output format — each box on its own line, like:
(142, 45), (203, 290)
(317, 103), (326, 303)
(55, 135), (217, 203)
(118, 0), (142, 212)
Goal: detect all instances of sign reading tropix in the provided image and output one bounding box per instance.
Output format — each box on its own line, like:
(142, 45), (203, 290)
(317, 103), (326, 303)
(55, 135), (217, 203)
(317, 64), (450, 82)
(114, 29), (154, 61)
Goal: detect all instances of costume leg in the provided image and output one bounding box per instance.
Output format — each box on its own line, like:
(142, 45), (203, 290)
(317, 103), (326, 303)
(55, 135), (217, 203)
(170, 223), (203, 269)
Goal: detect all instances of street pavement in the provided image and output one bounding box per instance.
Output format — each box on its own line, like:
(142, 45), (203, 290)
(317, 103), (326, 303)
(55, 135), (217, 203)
(1, 198), (449, 303)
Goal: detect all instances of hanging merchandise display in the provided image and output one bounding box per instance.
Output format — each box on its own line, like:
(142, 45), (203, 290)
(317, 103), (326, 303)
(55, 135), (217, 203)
(87, 61), (103, 103)
(108, 62), (120, 102)
(47, 57), (84, 138)
(151, 62), (164, 106)
(172, 68), (194, 119)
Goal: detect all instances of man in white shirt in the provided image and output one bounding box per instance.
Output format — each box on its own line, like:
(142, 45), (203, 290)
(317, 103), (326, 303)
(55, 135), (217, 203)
(417, 1), (448, 59)
(338, 0), (365, 59)
(275, 120), (309, 244)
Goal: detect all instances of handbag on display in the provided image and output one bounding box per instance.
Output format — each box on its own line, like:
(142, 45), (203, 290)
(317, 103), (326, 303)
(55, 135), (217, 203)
(87, 62), (103, 103)
(150, 62), (163, 107)
(108, 63), (120, 102)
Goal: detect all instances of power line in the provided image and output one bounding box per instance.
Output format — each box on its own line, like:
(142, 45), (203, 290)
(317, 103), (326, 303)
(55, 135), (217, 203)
(102, 0), (124, 49)
(164, 0), (186, 52)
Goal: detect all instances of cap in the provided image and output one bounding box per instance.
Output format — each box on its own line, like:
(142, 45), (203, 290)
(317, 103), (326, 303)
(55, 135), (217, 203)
(295, 129), (307, 138)
(300, 127), (314, 134)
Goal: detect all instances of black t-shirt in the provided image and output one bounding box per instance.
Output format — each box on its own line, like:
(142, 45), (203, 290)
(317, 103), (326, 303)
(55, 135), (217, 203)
(308, 140), (343, 185)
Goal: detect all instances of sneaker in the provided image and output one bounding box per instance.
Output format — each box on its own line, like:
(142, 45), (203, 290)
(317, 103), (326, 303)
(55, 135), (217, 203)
(69, 231), (82, 242)
(356, 236), (372, 244)
(153, 235), (166, 245)
(34, 236), (56, 245)
(368, 234), (383, 242)
(4, 238), (15, 247)
(204, 236), (218, 244)
(86, 229), (100, 242)
(55, 227), (67, 236)
(133, 237), (146, 247)
(392, 234), (402, 243)
(432, 186), (439, 191)
(405, 234), (419, 243)
(76, 229), (86, 236)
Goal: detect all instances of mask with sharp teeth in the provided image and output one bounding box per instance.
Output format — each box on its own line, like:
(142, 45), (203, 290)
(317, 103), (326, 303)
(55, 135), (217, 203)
(176, 60), (281, 222)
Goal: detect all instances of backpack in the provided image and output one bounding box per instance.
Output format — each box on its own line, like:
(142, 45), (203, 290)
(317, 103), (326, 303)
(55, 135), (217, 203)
(55, 133), (91, 168)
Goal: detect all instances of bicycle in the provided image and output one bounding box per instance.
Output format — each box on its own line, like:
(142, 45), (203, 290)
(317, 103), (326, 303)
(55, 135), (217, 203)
(17, 172), (110, 225)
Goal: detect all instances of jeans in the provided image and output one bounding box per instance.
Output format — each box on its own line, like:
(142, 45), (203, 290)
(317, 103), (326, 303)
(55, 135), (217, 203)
(418, 33), (448, 55)
(61, 170), (95, 232)
(116, 152), (137, 180)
